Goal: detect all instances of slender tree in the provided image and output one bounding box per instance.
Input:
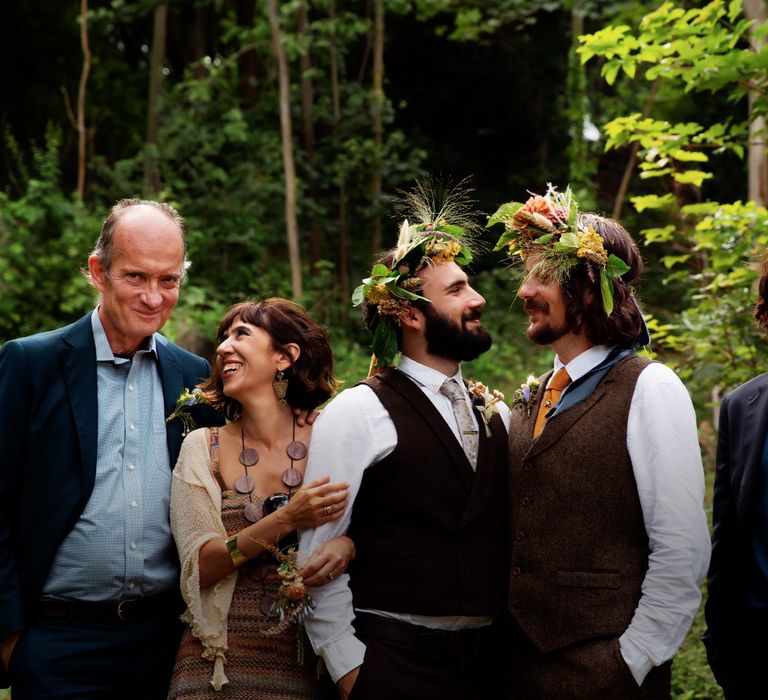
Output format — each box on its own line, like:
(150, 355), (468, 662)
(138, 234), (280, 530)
(328, 0), (350, 315)
(144, 2), (167, 195)
(745, 0), (768, 205)
(297, 1), (322, 265)
(267, 0), (303, 299)
(76, 0), (91, 199)
(370, 0), (384, 255)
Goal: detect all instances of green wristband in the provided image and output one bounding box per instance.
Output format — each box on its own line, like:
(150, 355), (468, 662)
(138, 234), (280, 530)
(225, 534), (247, 567)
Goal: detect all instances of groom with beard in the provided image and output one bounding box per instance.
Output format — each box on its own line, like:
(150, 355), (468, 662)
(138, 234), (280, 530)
(300, 241), (510, 700)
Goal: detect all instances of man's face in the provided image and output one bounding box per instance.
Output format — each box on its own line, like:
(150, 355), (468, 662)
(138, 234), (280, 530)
(517, 259), (571, 346)
(418, 261), (492, 362)
(88, 205), (185, 354)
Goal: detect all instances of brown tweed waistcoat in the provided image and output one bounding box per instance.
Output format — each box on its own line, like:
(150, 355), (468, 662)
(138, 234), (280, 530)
(507, 354), (651, 652)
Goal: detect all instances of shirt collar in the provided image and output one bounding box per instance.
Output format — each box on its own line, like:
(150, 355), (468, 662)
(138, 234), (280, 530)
(91, 307), (157, 363)
(398, 355), (464, 395)
(554, 345), (611, 383)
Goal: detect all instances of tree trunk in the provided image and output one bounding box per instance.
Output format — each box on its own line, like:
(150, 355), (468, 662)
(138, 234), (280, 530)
(744, 0), (768, 205)
(76, 0), (91, 199)
(370, 0), (384, 255)
(567, 5), (592, 197)
(143, 3), (167, 196)
(612, 79), (659, 220)
(236, 0), (260, 103)
(329, 0), (349, 317)
(267, 0), (303, 299)
(297, 1), (322, 265)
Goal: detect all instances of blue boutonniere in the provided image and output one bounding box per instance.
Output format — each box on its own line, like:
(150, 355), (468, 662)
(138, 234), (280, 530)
(165, 387), (209, 436)
(511, 375), (540, 416)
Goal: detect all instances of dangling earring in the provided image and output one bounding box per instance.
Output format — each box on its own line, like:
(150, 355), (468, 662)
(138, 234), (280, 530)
(273, 370), (288, 404)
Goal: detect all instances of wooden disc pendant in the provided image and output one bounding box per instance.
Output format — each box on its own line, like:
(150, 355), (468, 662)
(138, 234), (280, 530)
(234, 474), (255, 494)
(243, 502), (262, 523)
(239, 448), (259, 467)
(281, 467), (303, 489)
(286, 440), (307, 460)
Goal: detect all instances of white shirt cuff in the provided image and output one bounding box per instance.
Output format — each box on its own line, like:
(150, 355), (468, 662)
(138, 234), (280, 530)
(619, 633), (655, 686)
(320, 633), (367, 684)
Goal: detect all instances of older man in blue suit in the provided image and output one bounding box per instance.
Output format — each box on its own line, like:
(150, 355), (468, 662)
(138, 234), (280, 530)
(0, 200), (224, 699)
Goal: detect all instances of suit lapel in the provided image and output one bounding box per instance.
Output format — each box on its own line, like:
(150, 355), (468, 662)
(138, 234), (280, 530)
(62, 316), (99, 497)
(737, 382), (768, 517)
(156, 338), (183, 464)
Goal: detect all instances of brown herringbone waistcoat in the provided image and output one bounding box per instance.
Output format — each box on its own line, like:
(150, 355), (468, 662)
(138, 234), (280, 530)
(507, 354), (651, 652)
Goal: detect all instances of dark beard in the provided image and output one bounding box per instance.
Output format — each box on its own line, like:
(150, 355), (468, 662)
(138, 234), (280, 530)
(524, 299), (569, 345)
(422, 304), (493, 362)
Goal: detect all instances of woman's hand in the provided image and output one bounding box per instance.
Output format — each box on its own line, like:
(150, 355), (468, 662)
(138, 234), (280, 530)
(278, 475), (348, 530)
(300, 535), (356, 587)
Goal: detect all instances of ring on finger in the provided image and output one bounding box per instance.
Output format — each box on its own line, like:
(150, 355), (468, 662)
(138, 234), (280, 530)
(322, 505), (333, 517)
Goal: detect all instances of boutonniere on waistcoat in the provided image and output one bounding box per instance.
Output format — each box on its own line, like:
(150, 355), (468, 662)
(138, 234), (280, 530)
(467, 380), (505, 437)
(166, 387), (209, 436)
(511, 375), (540, 416)
(258, 540), (315, 663)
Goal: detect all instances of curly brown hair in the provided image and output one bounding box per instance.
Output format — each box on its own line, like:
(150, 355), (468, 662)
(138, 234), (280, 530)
(559, 214), (646, 347)
(199, 298), (339, 419)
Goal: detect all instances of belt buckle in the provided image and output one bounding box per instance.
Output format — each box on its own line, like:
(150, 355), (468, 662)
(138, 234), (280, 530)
(117, 598), (137, 621)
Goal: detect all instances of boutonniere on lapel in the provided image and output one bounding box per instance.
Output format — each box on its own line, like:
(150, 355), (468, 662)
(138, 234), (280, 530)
(511, 375), (540, 416)
(467, 380), (505, 437)
(166, 387), (209, 436)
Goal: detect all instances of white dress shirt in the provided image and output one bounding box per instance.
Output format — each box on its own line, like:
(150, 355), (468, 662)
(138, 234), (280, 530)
(298, 356), (511, 683)
(554, 346), (710, 685)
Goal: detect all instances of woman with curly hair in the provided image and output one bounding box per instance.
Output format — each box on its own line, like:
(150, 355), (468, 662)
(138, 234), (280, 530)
(168, 298), (352, 698)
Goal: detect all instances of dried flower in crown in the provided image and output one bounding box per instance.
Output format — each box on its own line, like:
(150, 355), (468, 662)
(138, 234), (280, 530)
(487, 184), (630, 316)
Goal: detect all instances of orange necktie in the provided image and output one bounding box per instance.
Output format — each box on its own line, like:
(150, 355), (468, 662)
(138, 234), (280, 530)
(532, 367), (571, 438)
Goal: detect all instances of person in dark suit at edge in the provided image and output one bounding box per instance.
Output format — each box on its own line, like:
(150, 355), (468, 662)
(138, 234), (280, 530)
(705, 254), (768, 698)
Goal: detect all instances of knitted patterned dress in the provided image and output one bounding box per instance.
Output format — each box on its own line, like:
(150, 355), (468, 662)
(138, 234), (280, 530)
(168, 428), (328, 699)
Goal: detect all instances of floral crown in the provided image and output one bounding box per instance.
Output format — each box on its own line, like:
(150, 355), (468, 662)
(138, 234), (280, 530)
(488, 184), (630, 316)
(352, 181), (478, 372)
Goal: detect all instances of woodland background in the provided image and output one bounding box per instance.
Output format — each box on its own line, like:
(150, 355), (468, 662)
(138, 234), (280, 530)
(3, 0), (768, 696)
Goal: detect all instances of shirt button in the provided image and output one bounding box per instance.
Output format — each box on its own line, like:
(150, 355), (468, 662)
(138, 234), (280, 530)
(522, 497), (531, 506)
(130, 542), (138, 550)
(515, 531), (525, 541)
(128, 464), (135, 471)
(511, 566), (521, 576)
(130, 500), (138, 508)
(127, 582), (135, 590)
(523, 463), (532, 472)
(128, 384), (134, 391)
(129, 423), (136, 431)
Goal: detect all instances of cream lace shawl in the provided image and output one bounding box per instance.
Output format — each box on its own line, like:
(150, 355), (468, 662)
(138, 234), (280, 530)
(170, 427), (237, 691)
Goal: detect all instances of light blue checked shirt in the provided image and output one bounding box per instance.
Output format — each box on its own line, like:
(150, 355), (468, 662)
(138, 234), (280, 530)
(41, 309), (177, 601)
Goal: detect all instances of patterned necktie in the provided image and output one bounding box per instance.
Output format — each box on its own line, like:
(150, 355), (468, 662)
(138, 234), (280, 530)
(532, 367), (571, 439)
(440, 378), (479, 469)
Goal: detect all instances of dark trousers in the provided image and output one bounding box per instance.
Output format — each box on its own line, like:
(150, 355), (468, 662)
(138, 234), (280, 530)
(705, 634), (768, 699)
(349, 612), (502, 700)
(7, 607), (183, 699)
(504, 615), (671, 700)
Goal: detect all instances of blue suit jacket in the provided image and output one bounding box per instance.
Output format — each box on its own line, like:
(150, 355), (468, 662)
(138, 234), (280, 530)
(0, 314), (224, 686)
(704, 371), (768, 664)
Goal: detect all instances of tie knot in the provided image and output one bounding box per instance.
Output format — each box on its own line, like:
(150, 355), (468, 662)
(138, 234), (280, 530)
(440, 378), (465, 403)
(549, 367), (571, 392)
